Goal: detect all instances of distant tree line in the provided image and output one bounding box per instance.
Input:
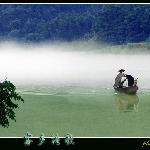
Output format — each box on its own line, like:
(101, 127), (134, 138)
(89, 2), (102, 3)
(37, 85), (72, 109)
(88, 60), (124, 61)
(0, 4), (150, 44)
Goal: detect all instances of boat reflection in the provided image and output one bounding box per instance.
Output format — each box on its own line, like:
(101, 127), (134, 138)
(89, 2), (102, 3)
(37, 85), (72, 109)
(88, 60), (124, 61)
(115, 92), (139, 112)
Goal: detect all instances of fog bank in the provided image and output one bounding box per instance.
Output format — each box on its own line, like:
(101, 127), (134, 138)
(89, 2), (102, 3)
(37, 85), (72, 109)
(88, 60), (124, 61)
(0, 41), (149, 89)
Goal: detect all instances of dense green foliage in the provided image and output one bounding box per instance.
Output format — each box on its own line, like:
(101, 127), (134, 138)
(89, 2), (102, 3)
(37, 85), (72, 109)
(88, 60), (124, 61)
(0, 80), (24, 128)
(0, 4), (150, 44)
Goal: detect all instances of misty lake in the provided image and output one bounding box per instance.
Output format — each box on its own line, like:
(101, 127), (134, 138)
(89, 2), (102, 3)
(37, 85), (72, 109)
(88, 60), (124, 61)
(0, 41), (150, 137)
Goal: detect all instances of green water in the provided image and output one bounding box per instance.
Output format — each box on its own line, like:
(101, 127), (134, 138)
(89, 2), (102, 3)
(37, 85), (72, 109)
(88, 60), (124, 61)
(0, 85), (150, 137)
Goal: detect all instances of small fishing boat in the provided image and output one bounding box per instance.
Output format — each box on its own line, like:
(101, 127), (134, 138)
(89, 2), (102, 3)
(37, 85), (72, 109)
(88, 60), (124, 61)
(114, 85), (138, 94)
(114, 69), (139, 94)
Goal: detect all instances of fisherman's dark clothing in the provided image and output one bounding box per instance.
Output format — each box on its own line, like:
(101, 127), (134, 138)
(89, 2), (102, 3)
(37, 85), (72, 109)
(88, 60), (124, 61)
(126, 75), (134, 86)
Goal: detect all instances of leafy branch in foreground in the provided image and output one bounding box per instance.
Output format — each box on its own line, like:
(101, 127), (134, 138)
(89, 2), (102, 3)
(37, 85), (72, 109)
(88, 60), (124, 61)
(0, 80), (24, 128)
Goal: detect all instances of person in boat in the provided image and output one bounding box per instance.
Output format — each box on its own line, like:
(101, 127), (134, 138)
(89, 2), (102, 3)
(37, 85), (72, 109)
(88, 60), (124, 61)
(114, 69), (126, 88)
(125, 74), (136, 87)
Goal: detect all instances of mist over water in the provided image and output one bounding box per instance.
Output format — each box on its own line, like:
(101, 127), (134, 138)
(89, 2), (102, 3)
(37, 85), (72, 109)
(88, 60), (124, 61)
(0, 41), (150, 89)
(1, 41), (150, 137)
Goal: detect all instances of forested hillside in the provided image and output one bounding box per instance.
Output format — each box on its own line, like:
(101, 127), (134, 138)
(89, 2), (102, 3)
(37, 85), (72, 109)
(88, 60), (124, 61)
(0, 4), (150, 44)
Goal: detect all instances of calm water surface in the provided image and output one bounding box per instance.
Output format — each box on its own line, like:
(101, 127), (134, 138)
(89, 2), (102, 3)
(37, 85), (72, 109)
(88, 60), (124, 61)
(0, 85), (150, 137)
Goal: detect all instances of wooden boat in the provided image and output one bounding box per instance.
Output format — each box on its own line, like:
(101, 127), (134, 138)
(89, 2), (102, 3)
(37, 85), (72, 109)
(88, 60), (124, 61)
(114, 85), (138, 94)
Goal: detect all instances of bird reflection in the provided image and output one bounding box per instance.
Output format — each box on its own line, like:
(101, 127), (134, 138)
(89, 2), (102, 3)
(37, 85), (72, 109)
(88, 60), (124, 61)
(115, 92), (139, 112)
